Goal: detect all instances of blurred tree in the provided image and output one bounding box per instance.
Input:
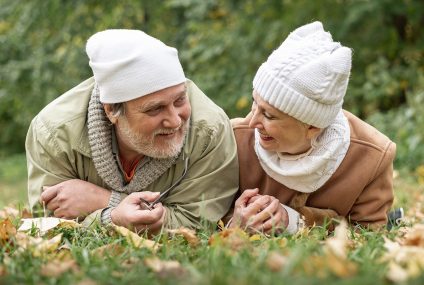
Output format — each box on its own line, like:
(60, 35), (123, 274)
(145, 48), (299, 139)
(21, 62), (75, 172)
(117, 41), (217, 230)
(0, 0), (423, 170)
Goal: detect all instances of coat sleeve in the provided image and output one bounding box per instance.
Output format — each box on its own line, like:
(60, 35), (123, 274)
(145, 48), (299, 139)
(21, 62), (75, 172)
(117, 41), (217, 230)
(25, 116), (78, 211)
(162, 120), (239, 230)
(348, 141), (396, 228)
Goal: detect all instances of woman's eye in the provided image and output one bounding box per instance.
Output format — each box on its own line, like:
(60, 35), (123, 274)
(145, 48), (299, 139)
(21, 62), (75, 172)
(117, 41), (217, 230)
(264, 112), (274, 119)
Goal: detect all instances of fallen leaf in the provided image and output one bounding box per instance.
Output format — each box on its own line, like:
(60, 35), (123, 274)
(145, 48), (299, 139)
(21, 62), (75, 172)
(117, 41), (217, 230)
(76, 279), (98, 285)
(249, 234), (261, 242)
(144, 257), (186, 278)
(113, 225), (160, 251)
(0, 265), (6, 276)
(0, 218), (17, 245)
(40, 259), (79, 277)
(208, 227), (251, 251)
(325, 220), (349, 259)
(266, 251), (287, 272)
(15, 233), (63, 257)
(18, 217), (80, 235)
(0, 207), (19, 220)
(92, 243), (126, 257)
(217, 219), (225, 231)
(167, 227), (200, 247)
(381, 236), (424, 282)
(402, 224), (424, 247)
(322, 220), (357, 278)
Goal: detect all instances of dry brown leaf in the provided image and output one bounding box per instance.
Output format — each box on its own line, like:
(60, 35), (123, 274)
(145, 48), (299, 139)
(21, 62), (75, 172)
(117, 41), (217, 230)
(0, 218), (17, 244)
(325, 220), (349, 259)
(0, 207), (19, 220)
(113, 225), (160, 251)
(208, 227), (251, 251)
(382, 236), (424, 282)
(40, 259), (79, 277)
(167, 227), (200, 247)
(91, 243), (126, 257)
(76, 279), (98, 285)
(326, 251), (357, 278)
(0, 265), (6, 276)
(322, 220), (357, 278)
(402, 224), (424, 247)
(15, 233), (63, 257)
(144, 257), (186, 278)
(266, 251), (287, 272)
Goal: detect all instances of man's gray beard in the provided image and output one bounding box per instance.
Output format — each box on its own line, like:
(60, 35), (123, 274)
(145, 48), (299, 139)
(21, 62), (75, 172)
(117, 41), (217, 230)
(118, 119), (189, 159)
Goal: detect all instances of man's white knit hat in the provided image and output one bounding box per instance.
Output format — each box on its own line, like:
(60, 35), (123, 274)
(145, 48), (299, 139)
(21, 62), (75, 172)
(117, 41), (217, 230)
(86, 29), (186, 103)
(253, 21), (352, 128)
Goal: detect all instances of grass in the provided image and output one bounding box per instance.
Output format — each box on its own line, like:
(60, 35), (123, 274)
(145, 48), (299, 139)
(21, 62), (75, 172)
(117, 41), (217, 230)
(0, 153), (28, 208)
(1, 154), (424, 284)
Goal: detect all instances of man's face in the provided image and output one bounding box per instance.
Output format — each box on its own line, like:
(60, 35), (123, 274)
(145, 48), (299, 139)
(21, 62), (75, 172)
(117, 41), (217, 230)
(107, 83), (191, 159)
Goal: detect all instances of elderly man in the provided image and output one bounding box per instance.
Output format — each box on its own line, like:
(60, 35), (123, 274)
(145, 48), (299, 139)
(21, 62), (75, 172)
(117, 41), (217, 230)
(25, 29), (239, 233)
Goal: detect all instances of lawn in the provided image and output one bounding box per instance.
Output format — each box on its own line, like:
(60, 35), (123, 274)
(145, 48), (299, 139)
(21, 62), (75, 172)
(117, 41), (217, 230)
(1, 154), (424, 284)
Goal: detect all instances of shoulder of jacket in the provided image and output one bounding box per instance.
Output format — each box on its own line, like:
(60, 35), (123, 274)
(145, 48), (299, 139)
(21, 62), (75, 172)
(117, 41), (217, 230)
(186, 79), (230, 132)
(344, 110), (395, 155)
(29, 78), (94, 156)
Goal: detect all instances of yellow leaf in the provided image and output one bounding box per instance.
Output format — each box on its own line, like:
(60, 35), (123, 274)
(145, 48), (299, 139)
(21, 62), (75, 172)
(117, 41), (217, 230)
(266, 251), (287, 272)
(167, 227), (200, 247)
(144, 257), (186, 278)
(249, 234), (261, 242)
(92, 243), (126, 257)
(40, 259), (79, 277)
(217, 219), (225, 231)
(113, 225), (160, 252)
(208, 227), (251, 251)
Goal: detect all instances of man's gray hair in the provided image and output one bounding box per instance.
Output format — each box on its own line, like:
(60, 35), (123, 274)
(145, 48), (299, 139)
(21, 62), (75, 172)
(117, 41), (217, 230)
(108, 103), (126, 118)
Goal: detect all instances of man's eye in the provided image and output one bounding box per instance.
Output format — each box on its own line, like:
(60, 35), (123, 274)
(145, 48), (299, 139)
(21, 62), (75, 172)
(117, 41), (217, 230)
(145, 107), (162, 116)
(174, 96), (186, 106)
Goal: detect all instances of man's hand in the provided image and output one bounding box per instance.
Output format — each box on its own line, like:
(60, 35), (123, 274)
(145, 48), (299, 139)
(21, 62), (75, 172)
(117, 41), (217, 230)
(41, 179), (111, 219)
(111, 192), (166, 235)
(230, 188), (289, 234)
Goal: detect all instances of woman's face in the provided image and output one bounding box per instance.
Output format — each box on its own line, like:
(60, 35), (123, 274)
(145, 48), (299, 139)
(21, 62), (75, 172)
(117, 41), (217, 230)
(249, 91), (316, 155)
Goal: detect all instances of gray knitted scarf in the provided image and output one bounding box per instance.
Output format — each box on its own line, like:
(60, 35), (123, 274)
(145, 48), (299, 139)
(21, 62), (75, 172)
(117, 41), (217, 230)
(87, 84), (180, 194)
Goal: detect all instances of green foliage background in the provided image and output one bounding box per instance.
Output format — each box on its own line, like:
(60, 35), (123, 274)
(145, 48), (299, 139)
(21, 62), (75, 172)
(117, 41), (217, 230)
(1, 0), (423, 170)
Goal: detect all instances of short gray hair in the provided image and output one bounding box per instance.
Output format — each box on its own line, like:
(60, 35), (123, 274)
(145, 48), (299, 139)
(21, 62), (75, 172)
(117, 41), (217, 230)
(108, 103), (126, 118)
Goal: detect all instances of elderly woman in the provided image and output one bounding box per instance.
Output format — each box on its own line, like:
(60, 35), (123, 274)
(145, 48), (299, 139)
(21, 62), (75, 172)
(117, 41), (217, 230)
(229, 21), (396, 234)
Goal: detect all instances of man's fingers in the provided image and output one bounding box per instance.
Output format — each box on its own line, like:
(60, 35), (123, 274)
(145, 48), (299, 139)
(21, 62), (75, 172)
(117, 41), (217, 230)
(129, 191), (160, 203)
(235, 188), (259, 207)
(130, 205), (164, 225)
(40, 185), (58, 204)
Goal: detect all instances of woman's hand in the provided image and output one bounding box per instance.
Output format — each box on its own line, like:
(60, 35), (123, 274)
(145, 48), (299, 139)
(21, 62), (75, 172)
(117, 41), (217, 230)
(230, 188), (289, 234)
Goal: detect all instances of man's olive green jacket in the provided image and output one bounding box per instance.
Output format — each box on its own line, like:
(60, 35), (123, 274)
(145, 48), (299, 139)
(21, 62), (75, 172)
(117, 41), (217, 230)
(26, 77), (239, 229)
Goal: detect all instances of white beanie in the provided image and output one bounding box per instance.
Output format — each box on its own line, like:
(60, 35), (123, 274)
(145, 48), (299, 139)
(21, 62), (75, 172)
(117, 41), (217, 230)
(86, 29), (186, 103)
(253, 21), (352, 128)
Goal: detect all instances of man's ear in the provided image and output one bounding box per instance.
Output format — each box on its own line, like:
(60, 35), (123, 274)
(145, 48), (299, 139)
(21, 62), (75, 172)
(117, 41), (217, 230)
(103, 104), (117, 124)
(306, 125), (322, 140)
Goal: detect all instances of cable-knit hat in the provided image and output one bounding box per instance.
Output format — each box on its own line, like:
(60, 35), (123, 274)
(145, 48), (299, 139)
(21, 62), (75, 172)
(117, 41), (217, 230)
(253, 21), (351, 128)
(86, 29), (186, 103)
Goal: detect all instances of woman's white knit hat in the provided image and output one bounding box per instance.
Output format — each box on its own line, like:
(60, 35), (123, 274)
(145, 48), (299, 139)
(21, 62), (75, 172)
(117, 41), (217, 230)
(253, 21), (352, 128)
(86, 29), (186, 103)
